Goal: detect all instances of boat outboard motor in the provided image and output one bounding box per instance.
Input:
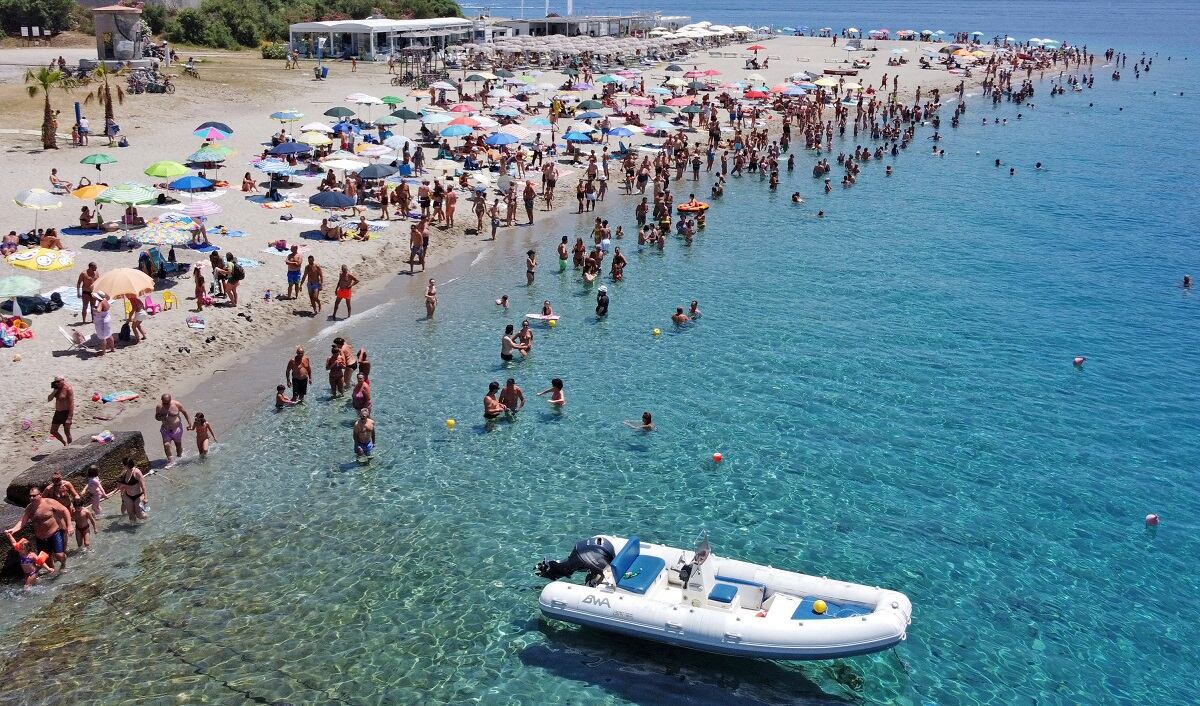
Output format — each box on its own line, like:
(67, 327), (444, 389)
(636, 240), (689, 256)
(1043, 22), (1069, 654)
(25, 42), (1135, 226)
(536, 536), (615, 586)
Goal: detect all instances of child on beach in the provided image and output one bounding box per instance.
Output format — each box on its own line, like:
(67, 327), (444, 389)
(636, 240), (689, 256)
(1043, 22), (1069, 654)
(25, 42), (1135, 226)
(275, 384), (298, 409)
(191, 412), (217, 456)
(84, 464), (109, 516)
(73, 499), (96, 550)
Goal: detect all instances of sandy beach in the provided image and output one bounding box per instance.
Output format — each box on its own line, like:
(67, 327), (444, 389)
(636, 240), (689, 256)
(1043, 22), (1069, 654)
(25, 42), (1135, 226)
(0, 34), (978, 483)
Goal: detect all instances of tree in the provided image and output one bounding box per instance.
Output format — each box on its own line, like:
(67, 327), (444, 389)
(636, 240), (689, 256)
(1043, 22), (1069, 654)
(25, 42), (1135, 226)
(24, 66), (67, 150)
(83, 66), (125, 132)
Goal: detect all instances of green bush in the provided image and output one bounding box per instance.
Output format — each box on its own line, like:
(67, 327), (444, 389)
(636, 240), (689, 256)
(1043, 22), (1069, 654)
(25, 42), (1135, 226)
(0, 0), (78, 35)
(261, 41), (288, 60)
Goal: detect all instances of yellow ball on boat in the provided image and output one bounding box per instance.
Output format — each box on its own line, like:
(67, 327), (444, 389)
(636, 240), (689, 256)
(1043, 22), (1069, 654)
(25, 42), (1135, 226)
(548, 319), (557, 328)
(446, 419), (456, 429)
(812, 600), (827, 615)
(652, 328), (661, 336)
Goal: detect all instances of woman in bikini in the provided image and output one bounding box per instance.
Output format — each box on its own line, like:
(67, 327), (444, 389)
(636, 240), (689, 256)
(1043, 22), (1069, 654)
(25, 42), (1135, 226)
(115, 457), (147, 522)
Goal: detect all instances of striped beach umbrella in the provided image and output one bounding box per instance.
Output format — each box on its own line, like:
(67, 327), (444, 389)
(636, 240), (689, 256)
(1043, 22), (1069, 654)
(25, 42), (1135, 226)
(96, 182), (157, 205)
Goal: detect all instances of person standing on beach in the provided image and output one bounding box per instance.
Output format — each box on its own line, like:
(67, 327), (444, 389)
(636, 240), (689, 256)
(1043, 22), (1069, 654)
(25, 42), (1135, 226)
(285, 347), (312, 403)
(332, 265), (359, 319)
(47, 376), (73, 446)
(155, 393), (191, 466)
(353, 408), (375, 459)
(300, 255), (323, 315)
(285, 246), (303, 300)
(76, 262), (98, 323)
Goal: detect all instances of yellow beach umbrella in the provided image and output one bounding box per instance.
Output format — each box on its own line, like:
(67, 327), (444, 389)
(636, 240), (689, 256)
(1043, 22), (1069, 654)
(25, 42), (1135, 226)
(299, 131), (333, 146)
(971, 50), (988, 58)
(71, 184), (108, 201)
(6, 247), (75, 271)
(144, 161), (189, 179)
(842, 82), (862, 90)
(952, 49), (972, 56)
(814, 77), (839, 87)
(91, 267), (155, 298)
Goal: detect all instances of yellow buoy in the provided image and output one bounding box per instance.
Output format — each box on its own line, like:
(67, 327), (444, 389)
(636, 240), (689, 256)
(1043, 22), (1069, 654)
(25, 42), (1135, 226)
(652, 328), (661, 336)
(446, 419), (456, 429)
(548, 319), (557, 328)
(812, 599), (827, 615)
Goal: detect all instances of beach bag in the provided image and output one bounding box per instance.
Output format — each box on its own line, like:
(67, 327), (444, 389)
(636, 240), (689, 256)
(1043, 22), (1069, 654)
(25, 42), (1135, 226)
(119, 322), (132, 343)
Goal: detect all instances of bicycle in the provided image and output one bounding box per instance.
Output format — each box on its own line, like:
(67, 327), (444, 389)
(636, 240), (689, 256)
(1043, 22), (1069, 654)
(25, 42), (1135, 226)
(183, 66), (200, 79)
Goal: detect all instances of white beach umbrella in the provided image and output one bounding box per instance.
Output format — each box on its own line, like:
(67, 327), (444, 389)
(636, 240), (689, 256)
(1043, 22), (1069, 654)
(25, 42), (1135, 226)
(299, 122), (334, 133)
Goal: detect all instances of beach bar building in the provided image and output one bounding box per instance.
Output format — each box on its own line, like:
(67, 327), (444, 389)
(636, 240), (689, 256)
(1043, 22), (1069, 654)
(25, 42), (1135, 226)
(498, 15), (668, 38)
(288, 17), (473, 60)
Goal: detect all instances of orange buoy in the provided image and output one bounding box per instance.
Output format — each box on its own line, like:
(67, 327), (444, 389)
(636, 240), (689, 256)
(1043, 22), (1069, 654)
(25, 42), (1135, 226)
(712, 452), (723, 463)
(1073, 356), (1086, 366)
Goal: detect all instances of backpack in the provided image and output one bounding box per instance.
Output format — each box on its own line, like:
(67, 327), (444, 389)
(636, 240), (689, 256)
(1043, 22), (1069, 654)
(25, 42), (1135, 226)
(119, 322), (132, 343)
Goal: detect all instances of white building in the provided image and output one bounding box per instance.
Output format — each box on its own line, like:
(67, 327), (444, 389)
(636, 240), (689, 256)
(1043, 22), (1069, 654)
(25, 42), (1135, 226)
(288, 17), (474, 60)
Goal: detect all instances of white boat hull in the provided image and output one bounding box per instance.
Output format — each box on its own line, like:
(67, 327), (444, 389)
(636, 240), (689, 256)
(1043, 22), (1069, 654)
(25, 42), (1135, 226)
(538, 536), (911, 660)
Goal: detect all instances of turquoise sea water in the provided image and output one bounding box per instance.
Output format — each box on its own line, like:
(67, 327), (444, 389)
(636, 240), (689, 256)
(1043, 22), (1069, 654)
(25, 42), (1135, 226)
(3, 4), (1200, 705)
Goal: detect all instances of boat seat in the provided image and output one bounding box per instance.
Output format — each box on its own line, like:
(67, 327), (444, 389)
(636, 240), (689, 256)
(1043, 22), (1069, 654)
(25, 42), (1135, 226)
(708, 583), (738, 604)
(610, 536), (665, 595)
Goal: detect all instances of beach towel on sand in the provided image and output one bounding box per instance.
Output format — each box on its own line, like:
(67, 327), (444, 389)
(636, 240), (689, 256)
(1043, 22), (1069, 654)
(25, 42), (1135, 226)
(101, 391), (139, 403)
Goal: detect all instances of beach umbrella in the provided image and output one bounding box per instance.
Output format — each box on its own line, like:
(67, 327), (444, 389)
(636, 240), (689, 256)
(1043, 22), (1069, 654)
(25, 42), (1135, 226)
(0, 274), (39, 299)
(373, 115), (402, 126)
(494, 106), (520, 117)
(193, 126), (229, 141)
(746, 44), (766, 53)
(384, 135), (416, 152)
(14, 188), (63, 231)
(527, 117), (552, 127)
(183, 201), (221, 218)
(269, 142), (311, 156)
(449, 116), (480, 127)
(665, 64), (684, 72)
(663, 77), (686, 88)
(270, 110), (305, 122)
(495, 69), (515, 78)
(562, 68), (579, 77)
(131, 215), (196, 246)
(145, 161), (189, 179)
(421, 112), (453, 125)
(323, 158), (368, 172)
(392, 108), (421, 122)
(575, 110), (604, 120)
(665, 97), (693, 106)
(97, 182), (157, 205)
(71, 184), (107, 201)
(647, 120), (676, 131)
(563, 131), (592, 143)
(324, 106), (355, 119)
(356, 144), (392, 160)
(299, 122), (334, 133)
(596, 74), (622, 84)
(358, 163), (397, 180)
(7, 247), (74, 272)
(814, 77), (839, 87)
(299, 131), (333, 146)
(92, 267), (154, 298)
(646, 87), (671, 96)
(784, 85), (807, 96)
(196, 121), (233, 134)
(484, 132), (519, 146)
(578, 99), (604, 110)
(430, 81), (457, 91)
(970, 31), (984, 36)
(440, 124), (473, 138)
(681, 105), (703, 114)
(683, 70), (706, 78)
(169, 175), (213, 192)
(309, 191), (355, 209)
(187, 147), (228, 164)
(650, 105), (675, 114)
(606, 126), (635, 137)
(465, 73), (489, 82)
(743, 90), (768, 100)
(80, 153), (117, 172)
(449, 103), (475, 113)
(488, 88), (513, 99)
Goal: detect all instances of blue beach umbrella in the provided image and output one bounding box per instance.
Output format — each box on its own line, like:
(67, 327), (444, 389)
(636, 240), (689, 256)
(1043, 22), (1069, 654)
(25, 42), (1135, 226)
(494, 107), (520, 117)
(332, 122), (359, 134)
(270, 142), (311, 156)
(647, 120), (676, 131)
(647, 86), (672, 95)
(169, 175), (213, 191)
(576, 111), (604, 120)
(358, 163), (398, 180)
(421, 112), (453, 125)
(563, 131), (592, 143)
(606, 126), (635, 137)
(309, 191), (355, 209)
(196, 121), (233, 134)
(484, 133), (519, 146)
(784, 85), (807, 96)
(255, 159), (295, 175)
(527, 117), (552, 127)
(440, 124), (472, 138)
(270, 110), (305, 122)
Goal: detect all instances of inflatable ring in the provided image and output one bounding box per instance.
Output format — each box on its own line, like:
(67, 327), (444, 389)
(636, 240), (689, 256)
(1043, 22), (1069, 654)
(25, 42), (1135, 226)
(677, 202), (710, 213)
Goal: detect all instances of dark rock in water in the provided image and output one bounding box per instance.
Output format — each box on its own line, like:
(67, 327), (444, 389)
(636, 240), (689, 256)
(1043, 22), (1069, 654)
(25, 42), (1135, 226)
(3, 431), (149, 582)
(6, 431), (149, 507)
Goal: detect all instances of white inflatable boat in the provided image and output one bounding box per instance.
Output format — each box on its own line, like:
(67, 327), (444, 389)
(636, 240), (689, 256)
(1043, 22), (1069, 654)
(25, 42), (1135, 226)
(536, 535), (912, 660)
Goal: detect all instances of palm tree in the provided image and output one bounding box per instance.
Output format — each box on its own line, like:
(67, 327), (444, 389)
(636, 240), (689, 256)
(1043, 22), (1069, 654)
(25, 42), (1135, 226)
(24, 67), (67, 150)
(84, 66), (124, 140)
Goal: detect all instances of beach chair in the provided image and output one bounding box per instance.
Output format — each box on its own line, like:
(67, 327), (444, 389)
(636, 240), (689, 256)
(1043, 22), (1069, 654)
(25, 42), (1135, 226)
(161, 291), (178, 311)
(58, 326), (97, 353)
(147, 247), (184, 277)
(142, 295), (161, 315)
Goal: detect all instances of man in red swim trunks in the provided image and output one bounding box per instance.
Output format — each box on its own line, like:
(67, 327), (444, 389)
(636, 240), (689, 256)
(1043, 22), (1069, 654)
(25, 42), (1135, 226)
(332, 264), (360, 319)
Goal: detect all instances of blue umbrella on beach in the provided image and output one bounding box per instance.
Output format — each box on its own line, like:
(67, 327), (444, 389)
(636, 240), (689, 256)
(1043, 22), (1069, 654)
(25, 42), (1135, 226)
(784, 85), (807, 96)
(440, 124), (472, 138)
(309, 191), (355, 209)
(527, 117), (552, 128)
(576, 111), (604, 120)
(563, 131), (593, 143)
(169, 175), (212, 191)
(494, 107), (520, 117)
(484, 133), (519, 146)
(358, 163), (398, 180)
(255, 159), (295, 175)
(270, 142), (311, 156)
(196, 121), (233, 134)
(606, 126), (635, 137)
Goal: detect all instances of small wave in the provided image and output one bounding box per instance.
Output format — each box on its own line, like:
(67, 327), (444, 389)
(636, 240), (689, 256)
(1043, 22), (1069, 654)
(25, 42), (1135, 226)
(310, 302), (394, 341)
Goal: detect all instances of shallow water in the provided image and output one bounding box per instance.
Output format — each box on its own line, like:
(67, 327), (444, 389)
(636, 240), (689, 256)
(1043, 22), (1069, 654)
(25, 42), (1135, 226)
(3, 10), (1200, 706)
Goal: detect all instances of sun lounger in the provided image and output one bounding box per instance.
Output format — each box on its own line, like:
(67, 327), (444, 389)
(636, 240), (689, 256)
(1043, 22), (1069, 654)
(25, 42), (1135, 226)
(147, 247), (184, 277)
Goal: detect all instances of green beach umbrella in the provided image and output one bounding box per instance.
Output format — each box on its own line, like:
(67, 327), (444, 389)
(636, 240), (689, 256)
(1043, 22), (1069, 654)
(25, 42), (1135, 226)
(270, 110), (305, 122)
(578, 99), (604, 110)
(495, 69), (515, 78)
(392, 108), (421, 121)
(324, 106), (355, 118)
(187, 147), (228, 163)
(374, 115), (402, 126)
(666, 64), (684, 72)
(144, 161), (189, 179)
(381, 95), (402, 106)
(96, 182), (157, 205)
(681, 105), (703, 114)
(650, 105), (675, 114)
(563, 68), (579, 76)
(80, 153), (117, 171)
(465, 73), (488, 82)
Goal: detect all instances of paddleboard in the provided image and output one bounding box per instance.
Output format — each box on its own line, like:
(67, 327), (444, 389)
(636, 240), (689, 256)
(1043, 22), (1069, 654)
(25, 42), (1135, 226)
(524, 313), (560, 322)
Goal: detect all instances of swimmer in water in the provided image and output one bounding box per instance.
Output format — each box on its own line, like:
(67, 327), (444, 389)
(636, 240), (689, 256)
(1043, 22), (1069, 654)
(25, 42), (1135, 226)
(596, 286), (609, 316)
(689, 300), (701, 319)
(671, 307), (690, 325)
(541, 300), (554, 316)
(483, 381), (508, 420)
(537, 377), (566, 407)
(791, 192), (803, 203)
(275, 384), (298, 409)
(817, 210), (825, 218)
(1035, 162), (1043, 170)
(1183, 275), (1192, 289)
(496, 294), (509, 309)
(624, 411), (654, 431)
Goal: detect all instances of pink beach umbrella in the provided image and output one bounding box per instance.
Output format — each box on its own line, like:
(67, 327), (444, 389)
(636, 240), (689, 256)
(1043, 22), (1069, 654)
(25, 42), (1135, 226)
(183, 201), (222, 218)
